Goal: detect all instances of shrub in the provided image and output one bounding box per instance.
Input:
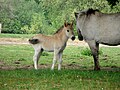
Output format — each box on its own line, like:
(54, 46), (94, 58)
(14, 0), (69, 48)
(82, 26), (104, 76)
(42, 52), (49, 56)
(81, 48), (103, 56)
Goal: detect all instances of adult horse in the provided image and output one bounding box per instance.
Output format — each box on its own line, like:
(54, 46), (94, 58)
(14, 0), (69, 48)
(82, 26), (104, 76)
(29, 21), (75, 70)
(75, 8), (120, 70)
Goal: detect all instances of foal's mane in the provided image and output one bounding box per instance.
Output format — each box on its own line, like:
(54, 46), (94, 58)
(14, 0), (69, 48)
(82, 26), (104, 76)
(54, 23), (71, 35)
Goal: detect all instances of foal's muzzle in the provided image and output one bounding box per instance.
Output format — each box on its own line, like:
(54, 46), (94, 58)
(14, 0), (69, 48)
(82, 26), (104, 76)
(71, 36), (75, 41)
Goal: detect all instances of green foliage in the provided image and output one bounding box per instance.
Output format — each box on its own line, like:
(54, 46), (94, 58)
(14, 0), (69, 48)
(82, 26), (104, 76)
(0, 0), (120, 34)
(42, 52), (49, 56)
(81, 48), (92, 56)
(81, 48), (103, 56)
(106, 0), (119, 7)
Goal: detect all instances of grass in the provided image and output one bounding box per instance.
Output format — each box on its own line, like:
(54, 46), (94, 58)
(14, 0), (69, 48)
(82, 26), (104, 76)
(0, 33), (34, 38)
(81, 47), (103, 56)
(0, 45), (120, 69)
(0, 69), (120, 90)
(0, 45), (120, 90)
(0, 34), (120, 90)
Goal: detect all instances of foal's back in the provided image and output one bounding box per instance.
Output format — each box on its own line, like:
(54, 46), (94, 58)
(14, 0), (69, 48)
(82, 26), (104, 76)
(31, 33), (66, 52)
(32, 33), (63, 44)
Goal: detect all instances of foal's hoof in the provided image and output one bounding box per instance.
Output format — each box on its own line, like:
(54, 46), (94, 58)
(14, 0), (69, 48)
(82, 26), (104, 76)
(94, 67), (100, 71)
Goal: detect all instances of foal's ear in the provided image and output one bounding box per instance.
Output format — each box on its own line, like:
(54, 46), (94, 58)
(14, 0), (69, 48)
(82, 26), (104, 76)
(64, 21), (68, 27)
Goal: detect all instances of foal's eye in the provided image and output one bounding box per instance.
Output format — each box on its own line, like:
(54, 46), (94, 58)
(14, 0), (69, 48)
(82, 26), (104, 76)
(67, 30), (69, 32)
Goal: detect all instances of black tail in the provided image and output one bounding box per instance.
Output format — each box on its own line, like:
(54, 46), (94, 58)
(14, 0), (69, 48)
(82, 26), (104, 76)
(29, 38), (39, 44)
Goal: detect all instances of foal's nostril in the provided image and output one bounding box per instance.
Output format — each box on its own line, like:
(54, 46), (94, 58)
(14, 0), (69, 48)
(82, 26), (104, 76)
(71, 36), (75, 40)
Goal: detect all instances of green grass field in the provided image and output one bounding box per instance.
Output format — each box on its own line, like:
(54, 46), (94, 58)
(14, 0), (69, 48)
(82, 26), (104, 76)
(0, 45), (120, 90)
(0, 34), (120, 90)
(0, 69), (119, 90)
(0, 34), (34, 38)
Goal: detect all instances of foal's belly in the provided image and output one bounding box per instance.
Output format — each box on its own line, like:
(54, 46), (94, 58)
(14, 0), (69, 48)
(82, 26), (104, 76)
(42, 45), (54, 52)
(41, 40), (66, 52)
(44, 49), (54, 52)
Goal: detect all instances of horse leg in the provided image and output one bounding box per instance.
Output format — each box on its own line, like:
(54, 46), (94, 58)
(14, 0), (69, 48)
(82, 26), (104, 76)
(87, 41), (100, 70)
(51, 50), (59, 70)
(58, 51), (63, 70)
(33, 49), (42, 70)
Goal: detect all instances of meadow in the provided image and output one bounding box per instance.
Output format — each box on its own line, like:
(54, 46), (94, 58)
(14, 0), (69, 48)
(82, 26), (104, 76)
(0, 34), (120, 90)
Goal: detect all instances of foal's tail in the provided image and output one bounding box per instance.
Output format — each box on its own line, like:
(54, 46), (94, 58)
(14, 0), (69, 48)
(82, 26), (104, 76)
(29, 38), (39, 44)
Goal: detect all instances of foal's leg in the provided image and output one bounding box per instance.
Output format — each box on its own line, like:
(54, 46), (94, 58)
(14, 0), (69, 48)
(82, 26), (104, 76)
(87, 40), (100, 70)
(33, 49), (42, 70)
(58, 51), (63, 70)
(51, 50), (59, 70)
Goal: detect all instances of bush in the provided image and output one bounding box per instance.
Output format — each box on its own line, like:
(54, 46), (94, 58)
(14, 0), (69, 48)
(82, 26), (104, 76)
(42, 52), (49, 56)
(81, 48), (103, 56)
(1, 0), (120, 34)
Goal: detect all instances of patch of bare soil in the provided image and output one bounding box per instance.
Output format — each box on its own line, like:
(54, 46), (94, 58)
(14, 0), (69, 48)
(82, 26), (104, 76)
(0, 61), (119, 71)
(0, 38), (88, 46)
(0, 38), (29, 45)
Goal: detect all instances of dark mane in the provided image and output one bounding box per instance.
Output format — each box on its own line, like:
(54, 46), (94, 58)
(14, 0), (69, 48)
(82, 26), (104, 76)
(86, 8), (99, 16)
(53, 23), (71, 35)
(53, 25), (64, 35)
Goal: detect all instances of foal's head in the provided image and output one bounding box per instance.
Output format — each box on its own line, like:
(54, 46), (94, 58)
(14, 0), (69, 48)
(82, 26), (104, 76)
(63, 21), (75, 40)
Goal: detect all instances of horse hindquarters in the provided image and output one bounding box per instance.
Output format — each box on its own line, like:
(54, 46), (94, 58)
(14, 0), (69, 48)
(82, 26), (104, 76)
(87, 40), (100, 70)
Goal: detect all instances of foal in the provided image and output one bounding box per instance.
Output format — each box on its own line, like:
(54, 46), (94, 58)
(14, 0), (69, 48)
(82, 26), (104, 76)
(29, 22), (75, 70)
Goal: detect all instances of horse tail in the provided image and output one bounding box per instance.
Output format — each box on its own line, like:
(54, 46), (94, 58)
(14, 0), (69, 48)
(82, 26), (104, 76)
(29, 38), (39, 44)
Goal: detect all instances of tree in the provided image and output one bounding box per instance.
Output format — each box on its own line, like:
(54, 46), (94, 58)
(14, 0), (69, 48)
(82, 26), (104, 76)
(106, 0), (119, 7)
(1, 0), (120, 34)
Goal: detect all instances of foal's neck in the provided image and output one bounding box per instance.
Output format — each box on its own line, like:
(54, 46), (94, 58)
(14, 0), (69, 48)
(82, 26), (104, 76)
(55, 29), (69, 42)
